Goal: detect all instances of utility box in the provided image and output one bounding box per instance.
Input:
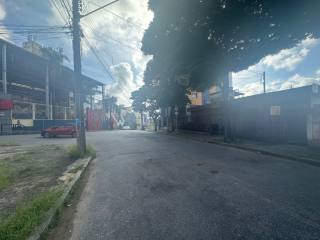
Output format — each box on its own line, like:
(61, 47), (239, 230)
(0, 93), (12, 135)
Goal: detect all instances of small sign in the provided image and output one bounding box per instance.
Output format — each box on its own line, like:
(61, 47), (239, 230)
(312, 84), (319, 94)
(270, 106), (281, 116)
(0, 112), (5, 117)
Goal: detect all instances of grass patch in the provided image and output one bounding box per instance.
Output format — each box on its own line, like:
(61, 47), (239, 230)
(68, 164), (84, 174)
(0, 188), (63, 240)
(0, 153), (37, 189)
(68, 145), (96, 160)
(0, 164), (11, 190)
(0, 143), (19, 147)
(12, 153), (32, 162)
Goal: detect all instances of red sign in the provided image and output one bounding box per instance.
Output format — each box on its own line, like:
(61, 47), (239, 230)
(0, 99), (13, 110)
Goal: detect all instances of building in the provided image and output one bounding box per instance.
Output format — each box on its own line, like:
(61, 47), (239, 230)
(183, 84), (320, 145)
(0, 38), (104, 133)
(233, 84), (320, 145)
(188, 91), (203, 106)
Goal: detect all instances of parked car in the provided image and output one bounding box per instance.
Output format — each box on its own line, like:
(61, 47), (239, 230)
(41, 125), (78, 138)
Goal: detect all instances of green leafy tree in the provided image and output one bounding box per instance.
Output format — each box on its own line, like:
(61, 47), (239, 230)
(143, 0), (320, 89)
(131, 87), (148, 130)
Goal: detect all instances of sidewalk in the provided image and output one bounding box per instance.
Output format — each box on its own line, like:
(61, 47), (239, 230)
(158, 129), (320, 166)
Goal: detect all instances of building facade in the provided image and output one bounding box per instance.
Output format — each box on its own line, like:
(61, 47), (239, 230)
(0, 38), (104, 133)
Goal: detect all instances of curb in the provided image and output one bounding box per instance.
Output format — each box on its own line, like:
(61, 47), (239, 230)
(160, 131), (320, 168)
(205, 140), (320, 167)
(28, 156), (93, 240)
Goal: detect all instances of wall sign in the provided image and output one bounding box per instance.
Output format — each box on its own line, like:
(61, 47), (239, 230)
(0, 99), (13, 110)
(270, 106), (281, 116)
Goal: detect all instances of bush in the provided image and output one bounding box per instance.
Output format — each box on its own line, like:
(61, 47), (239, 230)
(68, 145), (96, 160)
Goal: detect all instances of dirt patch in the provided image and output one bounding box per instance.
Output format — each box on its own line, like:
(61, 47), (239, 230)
(0, 145), (72, 221)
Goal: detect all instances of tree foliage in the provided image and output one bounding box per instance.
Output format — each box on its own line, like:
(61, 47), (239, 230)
(143, 0), (320, 89)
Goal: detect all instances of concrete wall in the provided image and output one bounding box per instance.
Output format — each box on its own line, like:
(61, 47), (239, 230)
(182, 85), (320, 145)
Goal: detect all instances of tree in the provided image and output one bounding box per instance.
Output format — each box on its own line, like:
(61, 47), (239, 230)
(143, 0), (320, 88)
(142, 0), (320, 138)
(131, 87), (147, 130)
(142, 59), (191, 131)
(104, 96), (117, 129)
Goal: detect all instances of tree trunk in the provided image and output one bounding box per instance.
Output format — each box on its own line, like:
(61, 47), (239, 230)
(154, 118), (158, 132)
(166, 107), (170, 133)
(170, 106), (175, 132)
(140, 112), (144, 130)
(109, 105), (113, 130)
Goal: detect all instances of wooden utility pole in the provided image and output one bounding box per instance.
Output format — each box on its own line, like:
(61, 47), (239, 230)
(263, 71), (266, 94)
(72, 0), (86, 153)
(72, 0), (120, 153)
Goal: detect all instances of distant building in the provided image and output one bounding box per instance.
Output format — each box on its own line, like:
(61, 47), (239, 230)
(188, 91), (203, 106)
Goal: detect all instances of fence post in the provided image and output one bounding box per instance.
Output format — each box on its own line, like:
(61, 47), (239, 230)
(32, 103), (36, 120)
(64, 107), (67, 120)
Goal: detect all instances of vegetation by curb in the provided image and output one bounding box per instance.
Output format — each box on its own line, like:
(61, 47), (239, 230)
(68, 145), (96, 160)
(27, 156), (93, 240)
(0, 189), (63, 240)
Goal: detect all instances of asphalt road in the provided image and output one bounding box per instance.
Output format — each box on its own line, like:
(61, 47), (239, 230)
(55, 130), (320, 240)
(2, 131), (320, 239)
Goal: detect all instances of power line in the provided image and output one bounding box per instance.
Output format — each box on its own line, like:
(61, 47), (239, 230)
(0, 24), (67, 29)
(83, 34), (114, 81)
(81, 0), (120, 18)
(80, 7), (115, 66)
(51, 0), (68, 23)
(81, 21), (141, 52)
(50, 0), (71, 26)
(58, 0), (72, 20)
(89, 1), (143, 30)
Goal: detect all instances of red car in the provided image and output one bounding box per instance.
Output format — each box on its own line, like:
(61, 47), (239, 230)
(41, 125), (78, 138)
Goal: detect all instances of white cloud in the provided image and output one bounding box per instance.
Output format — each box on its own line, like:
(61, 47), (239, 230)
(46, 0), (154, 105)
(278, 74), (320, 90)
(106, 62), (137, 105)
(236, 74), (320, 98)
(233, 35), (320, 97)
(261, 36), (319, 71)
(0, 2), (10, 40)
(236, 81), (262, 96)
(79, 0), (154, 105)
(234, 36), (320, 81)
(0, 2), (5, 19)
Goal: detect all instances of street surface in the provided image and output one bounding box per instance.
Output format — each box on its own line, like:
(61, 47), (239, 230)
(2, 131), (320, 239)
(73, 131), (320, 239)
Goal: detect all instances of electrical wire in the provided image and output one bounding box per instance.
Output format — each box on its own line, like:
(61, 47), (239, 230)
(88, 1), (143, 30)
(83, 33), (114, 81)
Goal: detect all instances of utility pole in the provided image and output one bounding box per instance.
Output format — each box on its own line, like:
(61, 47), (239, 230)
(262, 71), (266, 94)
(223, 72), (233, 142)
(2, 43), (7, 95)
(72, 0), (86, 153)
(72, 0), (120, 153)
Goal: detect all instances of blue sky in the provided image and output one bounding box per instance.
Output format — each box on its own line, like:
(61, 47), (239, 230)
(0, 0), (153, 105)
(233, 36), (320, 96)
(0, 1), (319, 104)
